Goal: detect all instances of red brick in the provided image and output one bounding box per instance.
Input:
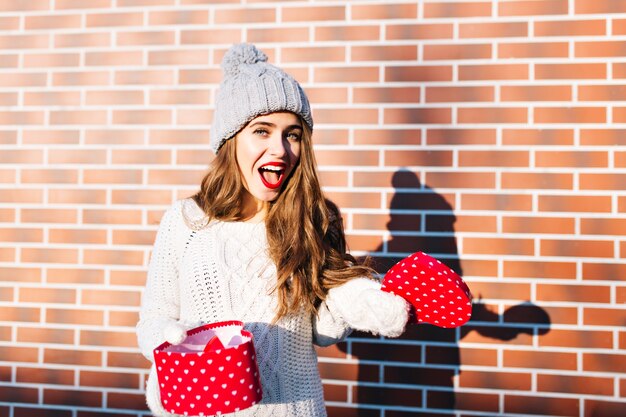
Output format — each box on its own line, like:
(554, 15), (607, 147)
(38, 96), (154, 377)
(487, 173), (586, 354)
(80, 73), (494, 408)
(502, 172), (573, 190)
(14, 408), (71, 417)
(584, 308), (626, 326)
(107, 351), (149, 369)
(19, 288), (76, 304)
(353, 3), (417, 19)
(17, 367), (74, 385)
(582, 218), (626, 236)
(460, 22), (528, 38)
(460, 370), (531, 390)
(461, 193), (532, 211)
(584, 400), (626, 417)
(353, 45), (417, 62)
(106, 392), (148, 410)
(503, 216), (575, 234)
(315, 108), (378, 124)
(18, 327), (74, 344)
(386, 65), (453, 82)
(459, 150), (529, 167)
(458, 107), (527, 123)
(315, 150), (378, 166)
(387, 23), (453, 40)
(0, 387), (38, 404)
(536, 106), (605, 123)
(425, 2), (491, 18)
(148, 9), (209, 25)
(469, 281), (532, 301)
(52, 70), (109, 86)
(283, 5), (344, 22)
(502, 85), (571, 101)
(44, 348), (102, 366)
(111, 189), (172, 205)
(0, 306), (40, 322)
(539, 195), (612, 213)
(249, 27), (310, 43)
(80, 330), (137, 348)
(505, 260), (576, 280)
(315, 66), (379, 83)
(575, 0), (626, 13)
(424, 43), (491, 60)
(54, 32), (110, 48)
(542, 239), (613, 258)
(47, 268), (104, 285)
(318, 362), (377, 382)
(353, 386), (422, 408)
(385, 150), (452, 167)
(0, 148), (45, 164)
(149, 49), (209, 66)
(46, 308), (103, 326)
(464, 237), (534, 256)
(536, 150), (607, 168)
(536, 63), (606, 79)
(384, 108), (451, 124)
(504, 349), (577, 370)
(22, 248), (78, 264)
(505, 394), (579, 417)
(584, 353), (626, 373)
(86, 12), (143, 28)
(538, 283), (610, 303)
(426, 128), (496, 145)
(426, 86), (494, 103)
(536, 19), (606, 36)
(499, 0), (569, 16)
(309, 86), (350, 104)
(180, 29), (240, 45)
(149, 129), (209, 145)
(583, 262), (626, 281)
(44, 389), (101, 408)
(84, 249), (144, 266)
(540, 329), (612, 349)
(354, 129), (420, 146)
(283, 46), (345, 63)
(80, 370), (140, 389)
(310, 26), (372, 42)
(499, 41), (568, 58)
(459, 64), (538, 81)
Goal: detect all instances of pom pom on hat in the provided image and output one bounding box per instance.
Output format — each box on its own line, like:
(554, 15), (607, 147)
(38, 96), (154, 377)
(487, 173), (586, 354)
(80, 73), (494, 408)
(221, 43), (268, 76)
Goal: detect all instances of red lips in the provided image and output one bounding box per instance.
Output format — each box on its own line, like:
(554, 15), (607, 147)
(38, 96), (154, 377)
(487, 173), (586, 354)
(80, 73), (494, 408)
(258, 162), (286, 189)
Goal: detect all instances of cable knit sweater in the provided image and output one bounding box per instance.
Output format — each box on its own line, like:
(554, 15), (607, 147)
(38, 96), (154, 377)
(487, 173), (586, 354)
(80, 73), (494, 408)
(136, 199), (408, 417)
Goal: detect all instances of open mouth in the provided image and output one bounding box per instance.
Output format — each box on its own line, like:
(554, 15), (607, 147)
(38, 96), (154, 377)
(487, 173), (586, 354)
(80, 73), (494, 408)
(258, 162), (286, 189)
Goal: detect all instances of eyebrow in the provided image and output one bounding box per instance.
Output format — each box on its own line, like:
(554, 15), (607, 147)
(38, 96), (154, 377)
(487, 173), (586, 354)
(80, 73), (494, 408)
(249, 121), (302, 130)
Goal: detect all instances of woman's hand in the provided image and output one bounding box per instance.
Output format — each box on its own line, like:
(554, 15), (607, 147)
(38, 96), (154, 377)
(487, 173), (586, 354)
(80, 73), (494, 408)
(325, 278), (410, 338)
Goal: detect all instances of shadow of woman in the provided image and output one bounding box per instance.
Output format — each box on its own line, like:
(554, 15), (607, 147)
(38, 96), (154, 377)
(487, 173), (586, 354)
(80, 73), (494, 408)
(328, 169), (551, 417)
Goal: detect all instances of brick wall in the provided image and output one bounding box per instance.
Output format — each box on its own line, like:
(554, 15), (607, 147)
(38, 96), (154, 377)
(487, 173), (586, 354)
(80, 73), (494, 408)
(1, 0), (625, 416)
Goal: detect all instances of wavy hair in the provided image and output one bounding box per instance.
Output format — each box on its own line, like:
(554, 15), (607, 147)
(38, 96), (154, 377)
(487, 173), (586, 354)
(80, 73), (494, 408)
(192, 116), (375, 321)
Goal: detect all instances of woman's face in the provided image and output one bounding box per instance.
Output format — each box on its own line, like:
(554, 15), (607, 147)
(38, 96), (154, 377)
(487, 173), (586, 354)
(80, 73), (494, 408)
(235, 111), (303, 212)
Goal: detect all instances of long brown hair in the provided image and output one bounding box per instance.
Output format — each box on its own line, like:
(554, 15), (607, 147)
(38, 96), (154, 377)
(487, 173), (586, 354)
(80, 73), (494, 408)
(192, 116), (375, 321)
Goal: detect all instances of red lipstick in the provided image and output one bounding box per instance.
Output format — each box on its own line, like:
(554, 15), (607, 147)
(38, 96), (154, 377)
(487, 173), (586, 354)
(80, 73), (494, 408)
(258, 162), (286, 189)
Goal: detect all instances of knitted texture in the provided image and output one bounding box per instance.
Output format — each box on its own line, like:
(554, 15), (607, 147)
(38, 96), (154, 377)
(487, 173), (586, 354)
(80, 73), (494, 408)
(136, 199), (408, 416)
(209, 43), (314, 154)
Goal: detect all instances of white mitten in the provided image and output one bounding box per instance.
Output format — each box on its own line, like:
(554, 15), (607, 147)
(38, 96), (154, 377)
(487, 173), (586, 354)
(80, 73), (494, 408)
(326, 278), (410, 338)
(162, 321), (188, 345)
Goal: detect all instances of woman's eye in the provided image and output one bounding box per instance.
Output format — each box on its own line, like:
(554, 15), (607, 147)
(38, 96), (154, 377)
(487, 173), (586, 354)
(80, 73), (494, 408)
(287, 132), (302, 141)
(253, 129), (269, 136)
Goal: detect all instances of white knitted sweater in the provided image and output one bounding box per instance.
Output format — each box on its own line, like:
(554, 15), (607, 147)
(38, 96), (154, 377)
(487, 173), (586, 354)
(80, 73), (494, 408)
(136, 199), (408, 417)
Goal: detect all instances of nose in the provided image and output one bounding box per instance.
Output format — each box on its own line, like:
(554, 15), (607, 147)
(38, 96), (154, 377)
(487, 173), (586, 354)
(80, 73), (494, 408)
(268, 133), (287, 157)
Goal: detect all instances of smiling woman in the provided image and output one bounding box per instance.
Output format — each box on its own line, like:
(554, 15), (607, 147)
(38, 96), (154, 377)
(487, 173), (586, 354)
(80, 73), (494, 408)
(136, 43), (410, 417)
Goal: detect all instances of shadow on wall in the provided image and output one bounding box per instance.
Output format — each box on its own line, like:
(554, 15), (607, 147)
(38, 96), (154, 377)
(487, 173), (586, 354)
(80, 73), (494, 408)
(331, 169), (551, 417)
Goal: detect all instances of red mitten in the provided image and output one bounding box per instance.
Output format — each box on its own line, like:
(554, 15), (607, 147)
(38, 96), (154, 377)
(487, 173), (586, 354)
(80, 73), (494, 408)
(381, 252), (472, 328)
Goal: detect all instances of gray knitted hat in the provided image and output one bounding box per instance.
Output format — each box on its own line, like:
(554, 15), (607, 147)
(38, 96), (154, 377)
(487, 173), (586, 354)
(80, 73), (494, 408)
(210, 43), (314, 154)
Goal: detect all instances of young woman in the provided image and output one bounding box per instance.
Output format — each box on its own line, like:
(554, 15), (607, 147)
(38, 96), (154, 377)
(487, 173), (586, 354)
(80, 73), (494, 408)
(136, 43), (409, 417)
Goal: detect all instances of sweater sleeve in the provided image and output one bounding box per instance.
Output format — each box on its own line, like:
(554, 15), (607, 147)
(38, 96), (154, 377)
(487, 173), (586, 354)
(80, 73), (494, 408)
(136, 202), (183, 361)
(312, 301), (352, 347)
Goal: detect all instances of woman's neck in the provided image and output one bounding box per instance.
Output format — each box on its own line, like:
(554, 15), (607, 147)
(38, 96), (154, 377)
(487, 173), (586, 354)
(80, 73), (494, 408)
(240, 192), (268, 223)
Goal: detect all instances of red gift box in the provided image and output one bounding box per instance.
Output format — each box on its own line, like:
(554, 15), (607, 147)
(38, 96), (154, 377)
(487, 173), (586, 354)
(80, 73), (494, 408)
(381, 252), (472, 328)
(153, 320), (262, 416)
